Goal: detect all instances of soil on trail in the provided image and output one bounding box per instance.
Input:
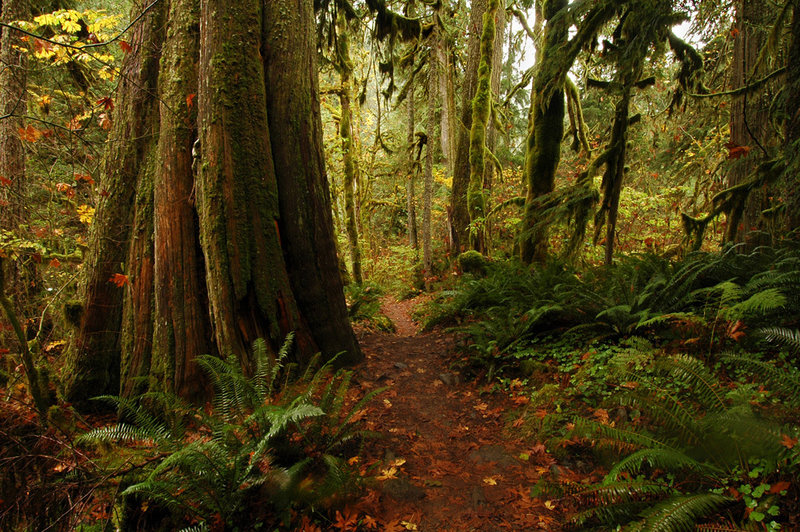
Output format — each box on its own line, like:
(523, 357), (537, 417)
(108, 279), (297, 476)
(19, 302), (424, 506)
(353, 297), (561, 531)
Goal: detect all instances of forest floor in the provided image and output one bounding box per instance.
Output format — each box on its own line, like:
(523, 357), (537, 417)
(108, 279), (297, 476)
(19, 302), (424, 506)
(351, 296), (563, 531)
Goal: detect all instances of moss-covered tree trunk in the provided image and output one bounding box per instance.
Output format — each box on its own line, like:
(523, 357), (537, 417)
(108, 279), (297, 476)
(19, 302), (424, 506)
(407, 86), (419, 249)
(65, 0), (166, 404)
(335, 13), (363, 284)
(423, 46), (436, 287)
(725, 0), (772, 245)
(784, 0), (800, 232)
(66, 0), (361, 407)
(467, 0), (500, 254)
(483, 5), (506, 191)
(449, 0), (486, 254)
(0, 0), (32, 324)
(263, 0), (360, 365)
(519, 0), (567, 264)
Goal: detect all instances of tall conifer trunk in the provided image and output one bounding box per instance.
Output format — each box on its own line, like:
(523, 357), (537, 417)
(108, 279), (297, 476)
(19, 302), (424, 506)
(67, 0), (360, 407)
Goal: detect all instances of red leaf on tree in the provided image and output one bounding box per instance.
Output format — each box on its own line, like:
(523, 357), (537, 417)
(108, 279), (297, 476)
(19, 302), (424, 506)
(186, 93), (196, 109)
(0, 175), (11, 187)
(725, 142), (751, 160)
(49, 258), (61, 268)
(781, 434), (798, 449)
(119, 40), (132, 54)
(96, 96), (114, 111)
(74, 173), (95, 185)
(109, 273), (129, 287)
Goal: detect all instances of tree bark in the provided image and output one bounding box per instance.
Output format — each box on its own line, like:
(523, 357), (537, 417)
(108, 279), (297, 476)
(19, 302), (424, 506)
(520, 0), (567, 264)
(65, 0), (166, 404)
(335, 12), (363, 284)
(67, 0), (361, 407)
(725, 0), (772, 245)
(467, 0), (500, 254)
(483, 5), (506, 191)
(423, 50), (436, 287)
(407, 86), (419, 249)
(449, 0), (486, 254)
(0, 0), (32, 322)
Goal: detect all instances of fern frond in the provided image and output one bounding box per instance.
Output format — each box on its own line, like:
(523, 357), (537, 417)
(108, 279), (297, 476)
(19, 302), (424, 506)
(721, 352), (800, 400)
(759, 326), (800, 352)
(631, 493), (733, 532)
(657, 354), (726, 410)
(605, 447), (721, 482)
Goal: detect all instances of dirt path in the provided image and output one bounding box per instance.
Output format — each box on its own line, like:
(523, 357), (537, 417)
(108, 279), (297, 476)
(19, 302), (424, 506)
(353, 297), (560, 531)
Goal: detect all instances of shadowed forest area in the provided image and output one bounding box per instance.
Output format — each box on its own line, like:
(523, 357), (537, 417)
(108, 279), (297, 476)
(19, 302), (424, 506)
(1, 0), (799, 530)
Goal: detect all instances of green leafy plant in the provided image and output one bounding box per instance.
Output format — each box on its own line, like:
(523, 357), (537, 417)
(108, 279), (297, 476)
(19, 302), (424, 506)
(78, 335), (384, 530)
(559, 353), (797, 531)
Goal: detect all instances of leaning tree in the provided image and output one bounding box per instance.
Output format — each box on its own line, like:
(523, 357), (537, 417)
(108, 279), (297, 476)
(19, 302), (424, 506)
(65, 0), (361, 406)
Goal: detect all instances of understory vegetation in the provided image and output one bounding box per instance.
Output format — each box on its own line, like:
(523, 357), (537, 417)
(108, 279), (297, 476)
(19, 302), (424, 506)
(425, 242), (800, 530)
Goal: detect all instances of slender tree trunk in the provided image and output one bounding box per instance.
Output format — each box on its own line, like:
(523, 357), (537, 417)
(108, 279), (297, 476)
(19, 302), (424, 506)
(438, 24), (457, 174)
(467, 0), (500, 254)
(423, 52), (436, 287)
(520, 0), (567, 264)
(449, 0), (486, 254)
(336, 13), (363, 284)
(407, 87), (419, 249)
(483, 5), (505, 191)
(600, 88), (633, 266)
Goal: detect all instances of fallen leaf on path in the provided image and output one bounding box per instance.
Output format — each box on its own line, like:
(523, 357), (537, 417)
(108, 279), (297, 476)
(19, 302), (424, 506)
(377, 467), (397, 480)
(544, 500), (556, 510)
(483, 476), (498, 485)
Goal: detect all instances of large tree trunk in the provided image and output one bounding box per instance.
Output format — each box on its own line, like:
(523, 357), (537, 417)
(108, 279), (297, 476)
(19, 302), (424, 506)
(725, 0), (772, 245)
(67, 0), (360, 407)
(784, 0), (800, 233)
(65, 0), (166, 403)
(0, 0), (32, 322)
(449, 0), (486, 254)
(423, 49), (436, 287)
(263, 0), (361, 365)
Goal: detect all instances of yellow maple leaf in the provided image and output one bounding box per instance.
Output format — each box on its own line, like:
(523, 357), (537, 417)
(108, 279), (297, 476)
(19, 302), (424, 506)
(376, 467), (397, 481)
(390, 458), (406, 468)
(483, 476), (498, 485)
(77, 204), (95, 225)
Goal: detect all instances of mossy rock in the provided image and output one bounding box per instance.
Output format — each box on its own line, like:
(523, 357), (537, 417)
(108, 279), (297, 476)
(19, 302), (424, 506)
(458, 250), (490, 276)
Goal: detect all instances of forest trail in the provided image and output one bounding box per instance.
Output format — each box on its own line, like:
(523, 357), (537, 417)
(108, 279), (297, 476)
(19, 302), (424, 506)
(353, 297), (560, 531)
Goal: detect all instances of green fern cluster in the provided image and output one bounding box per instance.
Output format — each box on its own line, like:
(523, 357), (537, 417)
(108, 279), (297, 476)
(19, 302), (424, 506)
(561, 353), (799, 531)
(427, 244), (800, 375)
(78, 335), (383, 530)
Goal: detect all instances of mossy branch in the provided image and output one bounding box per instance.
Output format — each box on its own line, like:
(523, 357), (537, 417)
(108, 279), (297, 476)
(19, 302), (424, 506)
(0, 257), (50, 420)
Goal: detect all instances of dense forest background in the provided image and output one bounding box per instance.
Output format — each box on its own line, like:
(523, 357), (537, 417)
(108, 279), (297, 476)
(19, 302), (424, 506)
(1, 0), (799, 529)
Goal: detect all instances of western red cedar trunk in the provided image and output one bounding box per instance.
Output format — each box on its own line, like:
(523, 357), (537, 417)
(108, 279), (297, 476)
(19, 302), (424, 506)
(263, 0), (361, 365)
(67, 0), (360, 407)
(449, 0), (486, 254)
(0, 0), (32, 320)
(65, 0), (166, 404)
(725, 0), (771, 245)
(785, 0), (800, 231)
(197, 0), (310, 368)
(152, 0), (211, 400)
